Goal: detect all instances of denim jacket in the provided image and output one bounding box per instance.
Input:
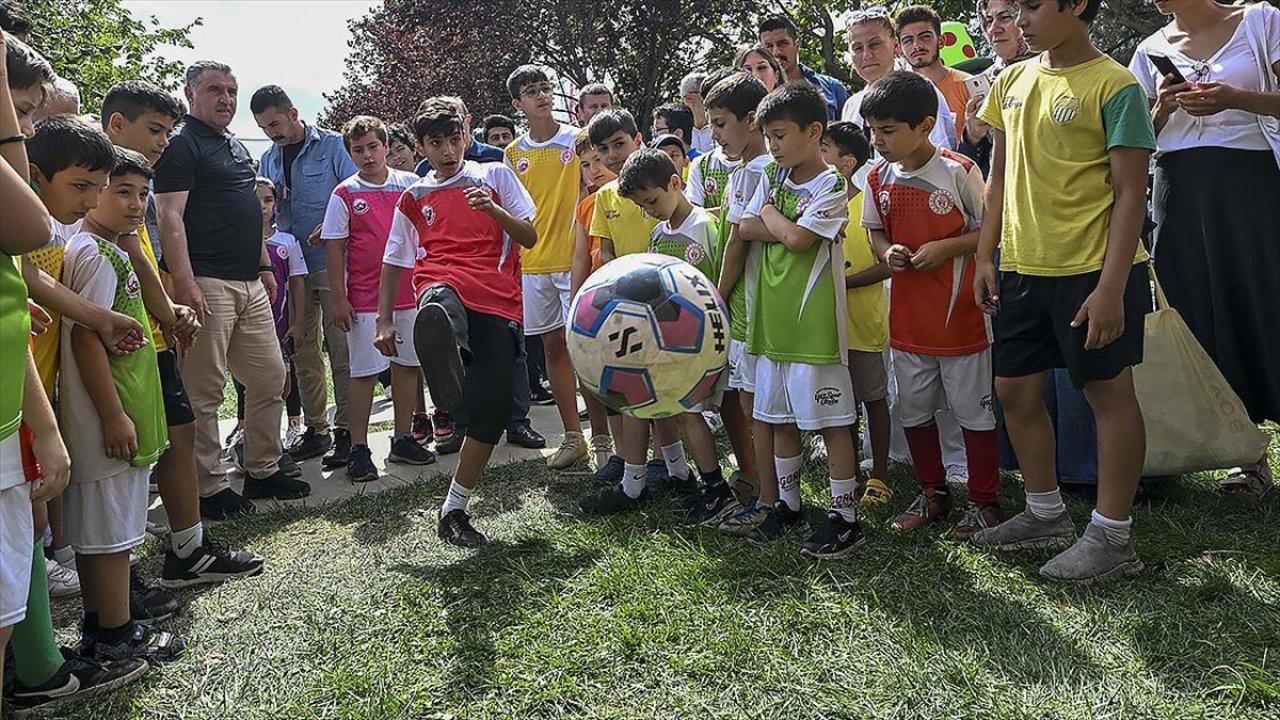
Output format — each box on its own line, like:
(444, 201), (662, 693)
(259, 123), (358, 271)
(800, 64), (851, 121)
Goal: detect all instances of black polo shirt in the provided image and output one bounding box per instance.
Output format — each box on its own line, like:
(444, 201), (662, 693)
(153, 114), (263, 281)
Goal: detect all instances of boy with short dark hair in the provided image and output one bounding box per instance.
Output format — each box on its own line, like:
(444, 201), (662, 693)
(323, 114), (433, 481)
(737, 82), (861, 558)
(651, 133), (689, 178)
(60, 148), (183, 662)
(652, 103), (695, 154)
(972, 0), (1156, 582)
(378, 99), (537, 547)
(860, 72), (998, 540)
(820, 120), (894, 508)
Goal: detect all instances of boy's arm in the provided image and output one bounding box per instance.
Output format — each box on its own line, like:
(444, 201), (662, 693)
(71, 323), (136, 460)
(716, 224), (747, 301)
(373, 264), (405, 359)
(846, 260), (891, 289)
(116, 231), (178, 331)
(21, 259), (146, 354)
(909, 231), (980, 272)
(22, 347), (69, 502)
(974, 130), (1006, 315)
(0, 38), (31, 182)
(757, 204), (825, 253)
(0, 161), (50, 253)
(571, 220), (591, 294)
(325, 238), (353, 332)
(465, 187), (536, 248)
(286, 276), (306, 344)
(1071, 146), (1149, 350)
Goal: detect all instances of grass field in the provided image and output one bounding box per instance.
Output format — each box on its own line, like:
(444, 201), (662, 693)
(48, 439), (1279, 720)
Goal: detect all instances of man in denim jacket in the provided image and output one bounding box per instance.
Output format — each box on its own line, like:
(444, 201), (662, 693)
(253, 85), (358, 466)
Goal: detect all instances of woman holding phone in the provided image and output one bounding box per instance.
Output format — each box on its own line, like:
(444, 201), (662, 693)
(1130, 0), (1280, 497)
(959, 0), (1035, 173)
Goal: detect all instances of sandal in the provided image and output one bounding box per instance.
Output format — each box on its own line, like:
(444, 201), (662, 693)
(1220, 463), (1275, 499)
(860, 478), (893, 508)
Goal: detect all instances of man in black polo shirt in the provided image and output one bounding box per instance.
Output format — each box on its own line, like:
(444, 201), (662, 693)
(154, 61), (311, 519)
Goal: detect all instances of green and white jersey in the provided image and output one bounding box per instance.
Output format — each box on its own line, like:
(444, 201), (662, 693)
(0, 256), (28, 444)
(742, 161), (849, 365)
(724, 153), (771, 342)
(685, 148), (741, 211)
(60, 231), (169, 480)
(651, 205), (720, 280)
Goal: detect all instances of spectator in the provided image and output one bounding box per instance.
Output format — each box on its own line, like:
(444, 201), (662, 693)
(735, 44), (783, 92)
(252, 84), (358, 467)
(1131, 0), (1280, 496)
(896, 5), (971, 144)
(575, 82), (613, 125)
(680, 71), (714, 153)
(154, 62), (309, 520)
(960, 0), (1035, 174)
(652, 102), (696, 156)
(483, 113), (517, 148)
(759, 15), (851, 119)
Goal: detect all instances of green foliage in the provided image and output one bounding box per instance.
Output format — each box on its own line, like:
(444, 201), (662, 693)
(21, 0), (198, 113)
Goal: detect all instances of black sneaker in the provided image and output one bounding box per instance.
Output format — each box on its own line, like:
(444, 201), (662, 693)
(411, 412), (434, 442)
(198, 487), (256, 521)
(530, 383), (555, 405)
(322, 428), (352, 469)
(435, 431), (464, 456)
(800, 511), (865, 560)
(7, 652), (149, 715)
(288, 427), (331, 461)
(437, 508), (488, 548)
(659, 472), (699, 501)
(277, 450), (302, 479)
(592, 455), (625, 486)
(645, 458), (670, 489)
(158, 537), (264, 589)
(748, 502), (809, 542)
(684, 481), (740, 526)
(579, 483), (647, 516)
(346, 444), (379, 483)
(90, 622), (184, 665)
(506, 423), (546, 449)
(388, 434), (436, 465)
(243, 469), (311, 500)
(414, 300), (465, 412)
(129, 567), (179, 622)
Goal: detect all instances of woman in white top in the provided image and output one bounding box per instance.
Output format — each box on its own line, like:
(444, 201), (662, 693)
(1130, 0), (1280, 496)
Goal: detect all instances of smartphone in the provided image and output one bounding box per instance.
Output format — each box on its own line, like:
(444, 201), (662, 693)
(963, 73), (992, 100)
(1148, 54), (1187, 85)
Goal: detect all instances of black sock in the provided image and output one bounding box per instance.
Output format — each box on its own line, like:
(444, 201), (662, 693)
(98, 620), (135, 644)
(701, 467), (724, 488)
(81, 611), (99, 636)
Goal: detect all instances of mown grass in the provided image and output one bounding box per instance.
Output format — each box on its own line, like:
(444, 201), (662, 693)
(46, 436), (1280, 720)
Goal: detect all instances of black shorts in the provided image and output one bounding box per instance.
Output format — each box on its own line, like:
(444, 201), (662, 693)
(157, 348), (195, 427)
(993, 263), (1151, 388)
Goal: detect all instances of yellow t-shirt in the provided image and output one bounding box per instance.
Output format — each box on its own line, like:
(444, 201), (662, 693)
(589, 180), (659, 258)
(26, 239), (64, 398)
(843, 193), (888, 353)
(978, 55), (1156, 276)
(505, 125), (581, 274)
(135, 225), (168, 352)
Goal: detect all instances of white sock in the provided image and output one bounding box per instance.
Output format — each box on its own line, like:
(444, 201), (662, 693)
(52, 545), (74, 566)
(171, 522), (203, 559)
(1025, 489), (1066, 520)
(660, 441), (689, 481)
(1090, 509), (1132, 545)
(775, 454), (803, 511)
(621, 462), (646, 499)
(829, 476), (859, 522)
(440, 479), (474, 517)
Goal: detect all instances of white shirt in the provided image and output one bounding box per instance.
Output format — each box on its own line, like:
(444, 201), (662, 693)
(841, 85), (958, 151)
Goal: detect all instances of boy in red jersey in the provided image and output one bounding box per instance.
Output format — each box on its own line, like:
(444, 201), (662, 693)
(376, 99), (537, 548)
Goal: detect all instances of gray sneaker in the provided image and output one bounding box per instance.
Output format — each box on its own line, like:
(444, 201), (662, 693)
(970, 509), (1076, 551)
(1039, 523), (1144, 584)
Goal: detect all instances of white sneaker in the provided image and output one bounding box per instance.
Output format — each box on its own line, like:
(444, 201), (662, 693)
(547, 431), (588, 470)
(945, 464), (969, 491)
(220, 428), (244, 465)
(284, 419), (304, 450)
(589, 434), (615, 469)
(47, 559), (81, 598)
(702, 410), (724, 434)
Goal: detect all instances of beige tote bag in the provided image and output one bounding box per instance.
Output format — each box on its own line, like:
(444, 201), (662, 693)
(1135, 269), (1271, 476)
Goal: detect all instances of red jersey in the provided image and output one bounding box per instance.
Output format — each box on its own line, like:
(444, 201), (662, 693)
(384, 161), (536, 324)
(862, 148), (990, 356)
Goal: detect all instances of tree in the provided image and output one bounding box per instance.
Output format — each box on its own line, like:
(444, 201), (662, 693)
(21, 0), (198, 114)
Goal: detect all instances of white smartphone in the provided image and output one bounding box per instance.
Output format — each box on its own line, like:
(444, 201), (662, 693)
(964, 73), (992, 100)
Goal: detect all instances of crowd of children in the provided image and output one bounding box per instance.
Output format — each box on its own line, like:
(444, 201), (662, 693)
(2, 0), (1244, 712)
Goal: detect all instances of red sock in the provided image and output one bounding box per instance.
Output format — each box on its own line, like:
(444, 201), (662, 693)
(903, 424), (945, 489)
(962, 428), (1000, 503)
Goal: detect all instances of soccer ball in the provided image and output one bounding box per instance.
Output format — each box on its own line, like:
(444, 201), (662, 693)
(567, 253), (729, 419)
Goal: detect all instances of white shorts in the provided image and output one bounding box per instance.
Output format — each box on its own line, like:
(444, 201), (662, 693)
(753, 357), (858, 430)
(522, 271), (572, 336)
(891, 348), (996, 431)
(727, 339), (758, 393)
(63, 467), (149, 555)
(347, 310), (419, 378)
(1, 481), (32, 628)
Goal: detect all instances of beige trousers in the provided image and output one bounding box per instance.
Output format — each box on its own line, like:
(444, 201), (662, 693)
(293, 270), (349, 431)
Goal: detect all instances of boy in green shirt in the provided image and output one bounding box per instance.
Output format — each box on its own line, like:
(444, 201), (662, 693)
(972, 0), (1156, 582)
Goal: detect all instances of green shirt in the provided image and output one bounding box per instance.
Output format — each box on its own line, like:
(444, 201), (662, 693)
(686, 149), (741, 210)
(743, 161), (849, 365)
(650, 205), (720, 280)
(0, 255), (29, 442)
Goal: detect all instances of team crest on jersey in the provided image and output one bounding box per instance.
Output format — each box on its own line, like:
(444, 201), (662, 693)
(795, 195), (812, 216)
(704, 177), (718, 197)
(684, 243), (707, 266)
(352, 198), (370, 215)
(928, 190), (955, 215)
(560, 148), (574, 164)
(516, 157), (530, 174)
(421, 204), (436, 225)
(877, 190), (891, 216)
(1050, 95), (1081, 125)
(125, 273), (141, 299)
(275, 245), (289, 260)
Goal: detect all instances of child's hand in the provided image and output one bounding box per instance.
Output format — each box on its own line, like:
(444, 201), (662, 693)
(171, 304), (201, 345)
(465, 186), (498, 215)
(332, 296), (355, 333)
(27, 300), (51, 336)
(94, 308), (146, 356)
(259, 270), (278, 304)
(103, 412), (138, 461)
(974, 260), (999, 316)
(28, 429), (70, 503)
(885, 244), (912, 272)
(910, 241), (948, 272)
(307, 224), (325, 247)
(373, 316), (400, 358)
(1071, 286), (1125, 350)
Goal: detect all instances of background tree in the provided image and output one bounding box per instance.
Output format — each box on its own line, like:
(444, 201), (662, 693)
(20, 0), (198, 114)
